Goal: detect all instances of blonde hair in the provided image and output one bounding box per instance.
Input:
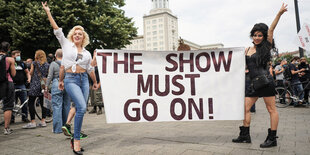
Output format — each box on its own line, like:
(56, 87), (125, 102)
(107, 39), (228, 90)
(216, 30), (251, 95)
(35, 49), (47, 65)
(67, 25), (90, 48)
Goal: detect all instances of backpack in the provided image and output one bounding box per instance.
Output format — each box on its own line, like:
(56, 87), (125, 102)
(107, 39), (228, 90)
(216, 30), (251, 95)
(13, 61), (27, 85)
(283, 65), (292, 81)
(0, 54), (8, 100)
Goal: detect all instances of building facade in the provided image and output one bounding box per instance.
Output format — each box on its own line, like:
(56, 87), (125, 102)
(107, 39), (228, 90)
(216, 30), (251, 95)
(125, 0), (223, 51)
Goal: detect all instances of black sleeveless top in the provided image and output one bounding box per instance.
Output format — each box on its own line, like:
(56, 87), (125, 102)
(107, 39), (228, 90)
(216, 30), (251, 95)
(245, 51), (276, 97)
(246, 53), (269, 78)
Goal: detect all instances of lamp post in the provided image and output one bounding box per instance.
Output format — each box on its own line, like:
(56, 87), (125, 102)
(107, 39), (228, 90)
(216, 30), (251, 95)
(294, 0), (304, 57)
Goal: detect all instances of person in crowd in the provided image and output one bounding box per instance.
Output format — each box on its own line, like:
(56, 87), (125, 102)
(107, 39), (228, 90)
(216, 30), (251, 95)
(45, 53), (54, 117)
(47, 53), (54, 64)
(42, 2), (98, 154)
(232, 3), (287, 148)
(269, 62), (274, 77)
(88, 50), (103, 115)
(25, 58), (33, 89)
(274, 59), (287, 104)
(11, 50), (31, 123)
(0, 41), (16, 135)
(298, 57), (310, 105)
(26, 58), (33, 70)
(62, 105), (88, 139)
(289, 57), (305, 107)
(45, 49), (71, 133)
(274, 60), (281, 68)
(23, 50), (49, 129)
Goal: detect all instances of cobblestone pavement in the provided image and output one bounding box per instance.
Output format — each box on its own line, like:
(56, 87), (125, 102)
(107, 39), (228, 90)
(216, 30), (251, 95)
(0, 98), (309, 155)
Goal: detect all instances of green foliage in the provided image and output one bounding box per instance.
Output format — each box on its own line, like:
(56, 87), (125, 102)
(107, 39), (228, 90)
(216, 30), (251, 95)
(274, 54), (294, 64)
(0, 0), (137, 59)
(282, 55), (294, 63)
(0, 0), (11, 43)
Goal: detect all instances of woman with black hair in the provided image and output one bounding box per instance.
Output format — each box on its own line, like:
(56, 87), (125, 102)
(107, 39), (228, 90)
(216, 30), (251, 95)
(232, 3), (287, 148)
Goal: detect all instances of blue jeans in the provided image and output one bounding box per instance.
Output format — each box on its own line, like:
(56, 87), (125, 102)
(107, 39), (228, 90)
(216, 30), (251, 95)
(51, 78), (71, 133)
(292, 81), (304, 104)
(13, 84), (28, 120)
(64, 72), (89, 140)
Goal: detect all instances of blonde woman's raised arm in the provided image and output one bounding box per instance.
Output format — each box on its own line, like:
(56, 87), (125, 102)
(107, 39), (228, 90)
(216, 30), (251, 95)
(42, 1), (59, 30)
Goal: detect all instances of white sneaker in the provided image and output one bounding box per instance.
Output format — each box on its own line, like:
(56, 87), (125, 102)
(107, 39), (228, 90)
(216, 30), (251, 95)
(37, 122), (47, 127)
(22, 123), (36, 129)
(4, 128), (13, 135)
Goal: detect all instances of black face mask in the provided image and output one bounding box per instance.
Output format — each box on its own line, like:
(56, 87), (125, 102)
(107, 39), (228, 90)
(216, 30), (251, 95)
(301, 62), (306, 66)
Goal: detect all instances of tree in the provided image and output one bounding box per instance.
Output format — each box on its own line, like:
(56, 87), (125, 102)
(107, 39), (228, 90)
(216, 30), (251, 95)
(0, 0), (137, 59)
(84, 0), (137, 50)
(177, 37), (191, 51)
(0, 0), (11, 43)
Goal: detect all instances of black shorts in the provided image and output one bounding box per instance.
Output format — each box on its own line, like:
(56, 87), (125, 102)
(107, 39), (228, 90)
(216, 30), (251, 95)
(1, 82), (15, 111)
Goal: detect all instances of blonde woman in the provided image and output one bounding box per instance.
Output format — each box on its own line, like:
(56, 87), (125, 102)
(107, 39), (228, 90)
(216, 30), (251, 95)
(42, 2), (98, 154)
(23, 50), (49, 129)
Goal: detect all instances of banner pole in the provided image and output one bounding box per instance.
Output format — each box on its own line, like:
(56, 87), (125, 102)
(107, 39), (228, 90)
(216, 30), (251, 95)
(294, 0), (304, 57)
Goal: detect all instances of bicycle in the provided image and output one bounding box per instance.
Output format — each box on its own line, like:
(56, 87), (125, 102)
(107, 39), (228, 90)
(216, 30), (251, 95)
(1, 88), (53, 126)
(275, 80), (310, 108)
(0, 89), (29, 125)
(15, 89), (53, 123)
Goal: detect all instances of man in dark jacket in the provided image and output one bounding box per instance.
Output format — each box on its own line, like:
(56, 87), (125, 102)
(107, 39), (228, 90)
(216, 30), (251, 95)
(290, 57), (305, 107)
(11, 50), (31, 123)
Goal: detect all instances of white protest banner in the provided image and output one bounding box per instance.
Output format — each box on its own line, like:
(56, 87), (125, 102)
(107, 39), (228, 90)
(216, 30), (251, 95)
(297, 23), (310, 52)
(96, 48), (245, 123)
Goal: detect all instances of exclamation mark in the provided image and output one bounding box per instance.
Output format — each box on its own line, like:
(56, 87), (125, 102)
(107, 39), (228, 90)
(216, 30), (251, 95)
(208, 98), (214, 119)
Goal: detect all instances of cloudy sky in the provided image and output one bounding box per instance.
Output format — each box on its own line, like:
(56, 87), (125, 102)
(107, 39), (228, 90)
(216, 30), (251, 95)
(122, 0), (310, 53)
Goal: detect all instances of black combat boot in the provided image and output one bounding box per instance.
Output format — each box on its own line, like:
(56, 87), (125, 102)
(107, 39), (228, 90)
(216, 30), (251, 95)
(260, 128), (278, 148)
(232, 126), (251, 143)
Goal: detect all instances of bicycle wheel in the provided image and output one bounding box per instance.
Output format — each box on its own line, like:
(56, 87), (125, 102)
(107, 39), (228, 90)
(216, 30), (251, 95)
(34, 97), (42, 120)
(275, 87), (292, 108)
(34, 97), (53, 123)
(45, 108), (53, 123)
(13, 98), (22, 117)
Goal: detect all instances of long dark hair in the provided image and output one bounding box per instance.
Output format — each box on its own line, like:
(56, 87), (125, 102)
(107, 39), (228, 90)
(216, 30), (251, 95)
(250, 23), (272, 68)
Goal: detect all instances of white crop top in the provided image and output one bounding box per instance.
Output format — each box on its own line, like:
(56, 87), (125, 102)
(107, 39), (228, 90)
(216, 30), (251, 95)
(54, 28), (93, 73)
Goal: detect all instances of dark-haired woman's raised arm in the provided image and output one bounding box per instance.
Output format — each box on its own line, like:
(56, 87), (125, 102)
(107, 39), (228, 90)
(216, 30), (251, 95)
(268, 3), (288, 43)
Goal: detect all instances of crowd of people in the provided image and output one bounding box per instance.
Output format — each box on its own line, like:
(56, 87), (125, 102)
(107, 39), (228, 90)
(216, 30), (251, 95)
(249, 56), (310, 113)
(0, 41), (103, 129)
(273, 56), (310, 106)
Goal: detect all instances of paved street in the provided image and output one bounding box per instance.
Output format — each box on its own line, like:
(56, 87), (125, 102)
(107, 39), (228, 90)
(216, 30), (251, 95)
(1, 98), (309, 155)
